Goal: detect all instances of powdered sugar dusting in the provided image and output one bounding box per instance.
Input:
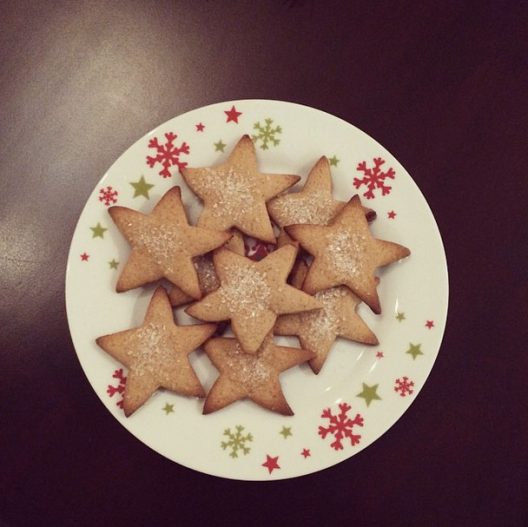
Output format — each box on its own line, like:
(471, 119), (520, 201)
(327, 230), (366, 277)
(208, 167), (257, 221)
(128, 322), (175, 377)
(304, 287), (347, 342)
(225, 342), (271, 388)
(219, 265), (271, 317)
(133, 223), (186, 269)
(271, 191), (340, 225)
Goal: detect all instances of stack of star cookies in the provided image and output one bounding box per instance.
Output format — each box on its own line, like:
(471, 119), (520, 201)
(96, 136), (410, 417)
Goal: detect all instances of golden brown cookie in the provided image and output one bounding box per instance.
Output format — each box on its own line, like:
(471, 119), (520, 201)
(181, 135), (300, 243)
(267, 156), (376, 227)
(275, 286), (378, 374)
(108, 187), (231, 298)
(285, 194), (410, 314)
(185, 244), (322, 353)
(168, 229), (246, 307)
(96, 287), (216, 416)
(203, 333), (313, 415)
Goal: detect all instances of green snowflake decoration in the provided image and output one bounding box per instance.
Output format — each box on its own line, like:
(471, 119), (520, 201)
(221, 425), (253, 458)
(252, 118), (282, 150)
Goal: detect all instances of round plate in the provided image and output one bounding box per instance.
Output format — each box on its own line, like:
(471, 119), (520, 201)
(65, 99), (448, 480)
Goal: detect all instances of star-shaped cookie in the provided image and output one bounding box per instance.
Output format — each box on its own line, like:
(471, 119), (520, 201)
(267, 156), (376, 227)
(285, 195), (410, 314)
(203, 333), (314, 415)
(108, 187), (232, 298)
(275, 286), (378, 374)
(186, 244), (322, 353)
(96, 287), (216, 416)
(168, 229), (246, 307)
(181, 135), (300, 243)
(268, 156), (344, 226)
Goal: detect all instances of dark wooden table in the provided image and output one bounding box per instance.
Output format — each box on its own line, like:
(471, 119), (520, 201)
(1, 1), (526, 525)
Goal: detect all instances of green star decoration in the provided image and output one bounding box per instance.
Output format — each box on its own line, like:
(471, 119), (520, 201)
(280, 426), (292, 439)
(162, 403), (174, 415)
(357, 383), (381, 407)
(406, 343), (424, 360)
(130, 176), (154, 199)
(328, 155), (340, 167)
(90, 222), (107, 239)
(214, 140), (226, 152)
(396, 312), (406, 322)
(108, 259), (119, 269)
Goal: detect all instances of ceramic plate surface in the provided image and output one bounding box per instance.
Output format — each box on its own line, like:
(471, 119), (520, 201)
(66, 100), (448, 480)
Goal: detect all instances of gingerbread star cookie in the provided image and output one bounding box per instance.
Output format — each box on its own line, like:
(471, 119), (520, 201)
(275, 286), (378, 374)
(96, 287), (216, 416)
(168, 229), (246, 307)
(286, 195), (410, 314)
(181, 135), (300, 243)
(203, 333), (313, 415)
(108, 187), (231, 298)
(267, 156), (376, 227)
(186, 244), (322, 353)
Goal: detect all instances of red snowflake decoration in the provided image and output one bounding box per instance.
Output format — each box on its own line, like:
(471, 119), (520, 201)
(99, 186), (118, 206)
(107, 368), (127, 408)
(146, 132), (190, 178)
(394, 376), (414, 397)
(244, 237), (275, 261)
(354, 157), (395, 199)
(318, 402), (364, 450)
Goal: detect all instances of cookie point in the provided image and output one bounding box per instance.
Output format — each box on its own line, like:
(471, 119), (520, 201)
(204, 323), (219, 338)
(370, 300), (382, 315)
(153, 285), (167, 296)
(167, 186), (182, 198)
(309, 361), (322, 375)
(350, 194), (362, 205)
(123, 404), (134, 418)
(107, 205), (122, 219)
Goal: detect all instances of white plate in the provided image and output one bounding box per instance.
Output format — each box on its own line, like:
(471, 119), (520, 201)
(65, 99), (448, 480)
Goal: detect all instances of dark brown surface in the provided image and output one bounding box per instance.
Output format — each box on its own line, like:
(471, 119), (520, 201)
(1, 1), (527, 526)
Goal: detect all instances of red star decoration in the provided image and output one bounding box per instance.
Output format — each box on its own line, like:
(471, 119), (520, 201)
(301, 448), (311, 458)
(80, 252), (89, 261)
(387, 210), (397, 219)
(262, 455), (280, 474)
(224, 105), (242, 123)
(425, 320), (435, 329)
(376, 351), (384, 359)
(195, 122), (205, 132)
